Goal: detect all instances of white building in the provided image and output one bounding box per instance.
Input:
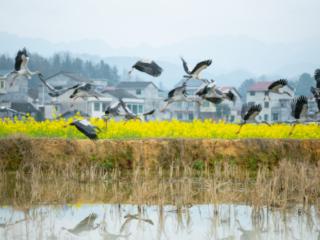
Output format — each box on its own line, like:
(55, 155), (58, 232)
(246, 81), (294, 123)
(167, 80), (242, 122)
(117, 81), (164, 119)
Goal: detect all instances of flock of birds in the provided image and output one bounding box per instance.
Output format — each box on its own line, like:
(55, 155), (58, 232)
(1, 48), (320, 139)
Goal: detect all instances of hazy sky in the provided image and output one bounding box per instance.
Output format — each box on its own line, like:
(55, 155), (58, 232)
(1, 0), (319, 47)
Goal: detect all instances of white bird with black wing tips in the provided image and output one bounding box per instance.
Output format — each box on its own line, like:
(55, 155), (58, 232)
(119, 99), (155, 121)
(128, 59), (163, 77)
(38, 73), (81, 97)
(4, 48), (41, 87)
(236, 103), (270, 134)
(180, 57), (212, 82)
(195, 80), (236, 105)
(264, 79), (292, 101)
(289, 96), (308, 135)
(69, 83), (103, 106)
(160, 82), (188, 112)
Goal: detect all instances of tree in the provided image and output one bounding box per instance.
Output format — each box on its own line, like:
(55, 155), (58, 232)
(295, 73), (314, 97)
(238, 78), (255, 103)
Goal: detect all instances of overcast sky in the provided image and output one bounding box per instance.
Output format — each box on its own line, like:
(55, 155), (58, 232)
(1, 0), (319, 47)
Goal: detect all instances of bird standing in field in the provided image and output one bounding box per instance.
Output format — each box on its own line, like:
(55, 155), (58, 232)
(160, 82), (188, 112)
(128, 59), (163, 77)
(69, 119), (101, 140)
(289, 96), (308, 135)
(236, 104), (270, 134)
(180, 57), (212, 81)
(264, 79), (292, 101)
(4, 48), (41, 87)
(38, 74), (80, 97)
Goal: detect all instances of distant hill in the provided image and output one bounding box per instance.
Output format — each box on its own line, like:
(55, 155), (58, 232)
(0, 32), (318, 88)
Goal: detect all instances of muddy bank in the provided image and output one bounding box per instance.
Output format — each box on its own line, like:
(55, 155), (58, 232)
(0, 137), (320, 171)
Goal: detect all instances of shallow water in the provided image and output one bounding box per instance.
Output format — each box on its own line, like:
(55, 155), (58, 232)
(0, 203), (319, 240)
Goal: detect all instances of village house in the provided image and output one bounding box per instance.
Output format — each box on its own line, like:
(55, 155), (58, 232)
(246, 81), (294, 123)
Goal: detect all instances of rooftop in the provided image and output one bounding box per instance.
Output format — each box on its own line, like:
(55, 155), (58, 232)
(249, 82), (272, 92)
(102, 88), (138, 99)
(45, 71), (92, 83)
(117, 81), (158, 89)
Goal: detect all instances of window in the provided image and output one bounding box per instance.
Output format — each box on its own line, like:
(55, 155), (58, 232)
(250, 91), (255, 96)
(264, 114), (268, 121)
(127, 104), (132, 111)
(230, 115), (235, 122)
(136, 89), (142, 95)
(132, 104), (138, 114)
(176, 102), (182, 108)
(0, 80), (5, 89)
(138, 105), (143, 113)
(188, 113), (194, 121)
(203, 101), (210, 107)
(177, 113), (183, 120)
(272, 113), (279, 121)
(94, 102), (100, 111)
(264, 102), (269, 108)
(187, 102), (194, 108)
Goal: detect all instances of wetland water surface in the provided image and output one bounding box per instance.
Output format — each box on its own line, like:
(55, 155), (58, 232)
(0, 204), (319, 240)
(1, 158), (320, 240)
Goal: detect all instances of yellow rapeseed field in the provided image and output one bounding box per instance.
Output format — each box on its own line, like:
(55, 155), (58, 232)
(0, 116), (319, 139)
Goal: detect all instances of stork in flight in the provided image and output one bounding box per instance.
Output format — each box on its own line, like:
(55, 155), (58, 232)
(38, 73), (80, 97)
(264, 79), (292, 101)
(311, 68), (320, 97)
(69, 83), (103, 107)
(160, 82), (189, 112)
(195, 80), (236, 105)
(128, 59), (163, 77)
(289, 96), (308, 135)
(180, 57), (212, 82)
(311, 86), (320, 116)
(5, 48), (41, 87)
(69, 119), (101, 140)
(119, 99), (155, 121)
(236, 103), (270, 134)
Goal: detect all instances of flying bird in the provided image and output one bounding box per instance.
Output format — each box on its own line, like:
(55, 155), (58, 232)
(4, 48), (41, 87)
(62, 213), (99, 235)
(69, 119), (101, 139)
(195, 80), (236, 105)
(236, 104), (270, 134)
(69, 83), (103, 104)
(289, 96), (308, 135)
(38, 74), (80, 97)
(120, 214), (153, 233)
(128, 59), (163, 77)
(264, 79), (291, 101)
(119, 99), (155, 121)
(180, 57), (212, 81)
(311, 86), (320, 115)
(160, 82), (188, 112)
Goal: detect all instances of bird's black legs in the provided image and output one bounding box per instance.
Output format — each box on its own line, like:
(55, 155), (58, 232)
(236, 122), (246, 135)
(289, 121), (298, 136)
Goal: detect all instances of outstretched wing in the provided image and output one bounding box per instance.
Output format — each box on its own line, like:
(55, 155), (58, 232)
(190, 59), (212, 74)
(268, 79), (288, 90)
(143, 109), (155, 116)
(180, 57), (190, 74)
